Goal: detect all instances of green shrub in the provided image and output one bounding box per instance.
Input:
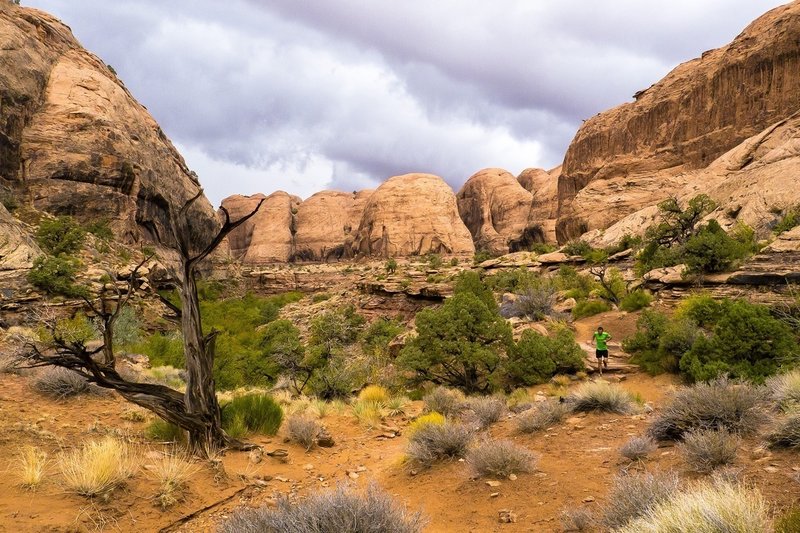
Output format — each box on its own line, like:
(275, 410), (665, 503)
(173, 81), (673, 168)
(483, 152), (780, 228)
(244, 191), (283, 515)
(682, 219), (753, 273)
(0, 190), (19, 212)
(605, 234), (643, 256)
(84, 219), (114, 241)
(776, 506), (800, 533)
(27, 255), (88, 297)
(675, 293), (727, 327)
(361, 318), (403, 355)
(680, 299), (798, 382)
(146, 419), (185, 443)
(221, 393), (283, 436)
(555, 266), (597, 300)
(766, 413), (800, 450)
(452, 271), (497, 311)
(506, 328), (584, 385)
(261, 319), (309, 393)
(132, 332), (185, 368)
(484, 268), (542, 293)
(398, 292), (512, 393)
(773, 204), (800, 235)
(35, 216), (86, 255)
(619, 290), (652, 312)
(572, 299), (611, 319)
(309, 304), (366, 354)
(473, 250), (494, 264)
(562, 240), (592, 257)
(385, 258), (398, 273)
(311, 292), (330, 303)
(624, 311), (697, 375)
(307, 351), (368, 400)
(510, 283), (558, 320)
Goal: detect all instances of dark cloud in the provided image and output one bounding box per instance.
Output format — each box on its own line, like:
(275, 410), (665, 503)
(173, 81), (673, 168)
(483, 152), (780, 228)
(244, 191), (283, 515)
(25, 0), (788, 205)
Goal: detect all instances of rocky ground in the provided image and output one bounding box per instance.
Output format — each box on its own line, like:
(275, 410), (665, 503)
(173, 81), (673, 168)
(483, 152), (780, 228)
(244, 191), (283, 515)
(1, 311), (798, 533)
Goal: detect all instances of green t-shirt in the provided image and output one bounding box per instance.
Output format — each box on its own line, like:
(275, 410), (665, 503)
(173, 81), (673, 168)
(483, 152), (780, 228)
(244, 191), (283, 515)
(593, 331), (611, 350)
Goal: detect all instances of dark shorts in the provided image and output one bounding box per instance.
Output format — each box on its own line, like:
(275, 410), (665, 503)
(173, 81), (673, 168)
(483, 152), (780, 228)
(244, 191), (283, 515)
(596, 349), (609, 359)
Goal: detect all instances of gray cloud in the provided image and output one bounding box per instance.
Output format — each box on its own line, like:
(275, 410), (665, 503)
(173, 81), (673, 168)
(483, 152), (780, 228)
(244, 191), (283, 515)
(25, 0), (788, 205)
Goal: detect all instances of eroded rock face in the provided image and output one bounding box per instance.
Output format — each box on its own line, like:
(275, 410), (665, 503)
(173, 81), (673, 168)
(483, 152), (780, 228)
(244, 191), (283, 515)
(518, 167), (560, 244)
(0, 4), (218, 247)
(556, 2), (800, 241)
(0, 203), (41, 271)
(221, 192), (300, 264)
(293, 190), (373, 261)
(456, 168), (532, 255)
(351, 173), (475, 257)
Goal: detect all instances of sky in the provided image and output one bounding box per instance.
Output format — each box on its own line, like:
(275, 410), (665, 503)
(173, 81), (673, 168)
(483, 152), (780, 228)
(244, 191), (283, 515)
(24, 0), (789, 207)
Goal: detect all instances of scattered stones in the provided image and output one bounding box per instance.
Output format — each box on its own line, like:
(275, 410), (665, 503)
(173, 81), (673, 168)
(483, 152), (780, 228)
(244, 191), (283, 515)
(486, 480), (502, 487)
(498, 509), (518, 523)
(317, 431), (335, 448)
(508, 474), (517, 481)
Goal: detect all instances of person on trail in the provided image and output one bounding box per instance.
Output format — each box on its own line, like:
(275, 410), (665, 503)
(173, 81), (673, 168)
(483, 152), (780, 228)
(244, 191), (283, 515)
(591, 326), (612, 373)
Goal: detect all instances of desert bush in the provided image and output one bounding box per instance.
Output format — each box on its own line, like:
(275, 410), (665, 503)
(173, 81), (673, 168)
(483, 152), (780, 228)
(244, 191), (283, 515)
(517, 401), (571, 433)
(220, 393), (283, 436)
(286, 415), (321, 450)
(0, 353), (20, 374)
(218, 483), (425, 533)
(568, 382), (638, 414)
(506, 328), (585, 385)
(422, 386), (465, 417)
(647, 377), (768, 441)
(310, 304), (366, 355)
(463, 396), (505, 429)
(513, 283), (558, 320)
(624, 310), (697, 375)
(601, 471), (680, 529)
(133, 333), (185, 369)
(766, 369), (800, 410)
(616, 480), (770, 533)
(681, 428), (739, 473)
(619, 290), (653, 312)
(766, 412), (800, 449)
(357, 385), (389, 405)
(35, 216), (86, 256)
(27, 255), (88, 297)
(16, 445), (48, 490)
(452, 270), (498, 310)
(506, 388), (531, 410)
(308, 399), (330, 419)
(146, 418), (185, 443)
(554, 266), (597, 300)
(485, 268), (542, 294)
(466, 438), (537, 478)
(572, 299), (611, 319)
(562, 240), (592, 257)
(307, 350), (368, 400)
(143, 365), (185, 389)
(561, 507), (594, 532)
(406, 422), (473, 468)
(385, 258), (398, 273)
(399, 291), (512, 393)
(59, 436), (137, 496)
(361, 318), (403, 355)
(407, 412), (446, 437)
(619, 435), (657, 462)
(34, 367), (92, 399)
(774, 204), (800, 235)
(149, 452), (199, 508)
(681, 219), (755, 273)
(776, 506), (800, 533)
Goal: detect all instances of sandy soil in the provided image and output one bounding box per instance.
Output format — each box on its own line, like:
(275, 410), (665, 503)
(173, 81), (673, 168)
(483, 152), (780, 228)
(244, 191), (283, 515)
(1, 312), (798, 532)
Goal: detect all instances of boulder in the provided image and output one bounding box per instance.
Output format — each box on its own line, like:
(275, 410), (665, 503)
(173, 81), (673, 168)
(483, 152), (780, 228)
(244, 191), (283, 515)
(456, 168), (532, 254)
(350, 173), (475, 257)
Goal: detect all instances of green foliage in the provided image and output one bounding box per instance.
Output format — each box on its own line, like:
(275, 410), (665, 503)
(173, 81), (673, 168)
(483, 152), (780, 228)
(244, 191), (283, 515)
(554, 266), (597, 300)
(675, 293), (726, 327)
(84, 219), (114, 241)
(529, 242), (558, 255)
(146, 419), (185, 443)
(131, 332), (185, 368)
(572, 299), (611, 319)
(220, 394), (283, 436)
(361, 318), (404, 355)
(773, 205), (800, 235)
(624, 310), (699, 375)
(385, 258), (398, 273)
(452, 271), (497, 311)
(605, 234), (643, 256)
(594, 266), (627, 304)
(311, 292), (330, 303)
(680, 299), (799, 383)
(425, 253), (443, 269)
(27, 255), (88, 297)
(35, 216), (86, 256)
(776, 507), (800, 533)
(619, 290), (653, 312)
(506, 328), (585, 385)
(473, 250), (494, 264)
(484, 268), (542, 293)
(681, 219), (753, 273)
(307, 351), (368, 399)
(309, 305), (365, 354)
(261, 319), (310, 393)
(111, 306), (142, 350)
(398, 292), (513, 393)
(562, 240), (592, 257)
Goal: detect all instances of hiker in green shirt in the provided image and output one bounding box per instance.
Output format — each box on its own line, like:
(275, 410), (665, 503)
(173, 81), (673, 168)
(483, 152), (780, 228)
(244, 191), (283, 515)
(591, 326), (612, 373)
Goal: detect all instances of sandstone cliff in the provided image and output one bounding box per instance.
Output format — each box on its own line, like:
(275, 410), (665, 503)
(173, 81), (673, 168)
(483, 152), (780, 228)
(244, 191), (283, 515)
(351, 173), (475, 257)
(518, 166), (560, 244)
(221, 192), (301, 264)
(456, 168), (532, 255)
(0, 4), (218, 248)
(556, 2), (800, 241)
(0, 203), (41, 272)
(294, 190), (373, 262)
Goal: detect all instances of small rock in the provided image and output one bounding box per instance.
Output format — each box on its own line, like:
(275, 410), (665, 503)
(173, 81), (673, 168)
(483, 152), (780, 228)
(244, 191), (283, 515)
(348, 472), (359, 480)
(275, 476), (289, 483)
(490, 492), (500, 498)
(582, 496), (595, 503)
(317, 432), (335, 448)
(303, 464), (314, 470)
(498, 509), (518, 524)
(764, 466), (779, 474)
(249, 449), (263, 464)
(508, 474), (517, 481)
(486, 480), (501, 487)
(356, 465), (367, 472)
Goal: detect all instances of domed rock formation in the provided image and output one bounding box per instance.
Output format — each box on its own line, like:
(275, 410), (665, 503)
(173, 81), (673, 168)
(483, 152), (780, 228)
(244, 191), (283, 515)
(221, 192), (300, 264)
(293, 190), (373, 262)
(351, 173), (475, 257)
(457, 168), (533, 254)
(556, 2), (800, 242)
(517, 167), (560, 244)
(0, 4), (218, 247)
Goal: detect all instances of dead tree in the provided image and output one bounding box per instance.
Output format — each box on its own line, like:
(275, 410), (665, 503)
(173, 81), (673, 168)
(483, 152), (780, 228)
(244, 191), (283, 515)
(589, 263), (624, 305)
(22, 190), (264, 456)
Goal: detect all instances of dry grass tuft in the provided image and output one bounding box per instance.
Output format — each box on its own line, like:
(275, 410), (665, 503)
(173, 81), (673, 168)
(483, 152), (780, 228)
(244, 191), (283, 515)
(620, 435), (657, 462)
(17, 445), (48, 490)
(681, 428), (739, 473)
(463, 396), (506, 429)
(561, 507), (595, 531)
(766, 412), (800, 450)
(351, 400), (383, 428)
(767, 369), (800, 411)
(422, 386), (465, 417)
(406, 422), (473, 469)
(286, 416), (321, 451)
(34, 367), (93, 399)
(385, 396), (410, 417)
(148, 452), (199, 508)
(517, 400), (571, 433)
(601, 471), (680, 529)
(59, 436), (137, 497)
(466, 439), (537, 478)
(568, 381), (638, 414)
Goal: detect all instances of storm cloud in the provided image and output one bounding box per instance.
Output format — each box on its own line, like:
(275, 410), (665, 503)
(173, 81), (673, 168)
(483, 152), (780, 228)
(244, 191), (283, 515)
(25, 0), (788, 205)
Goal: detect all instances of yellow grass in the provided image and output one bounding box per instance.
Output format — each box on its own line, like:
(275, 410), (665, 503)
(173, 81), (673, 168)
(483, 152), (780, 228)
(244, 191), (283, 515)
(148, 452), (199, 508)
(59, 437), (138, 497)
(358, 385), (389, 405)
(407, 412), (446, 437)
(17, 445), (48, 490)
(352, 400), (383, 428)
